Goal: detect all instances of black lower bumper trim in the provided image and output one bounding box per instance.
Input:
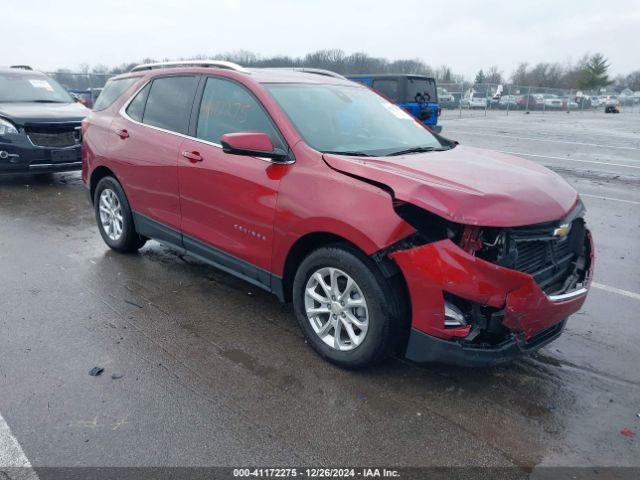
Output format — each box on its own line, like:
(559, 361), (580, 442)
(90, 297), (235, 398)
(404, 319), (567, 367)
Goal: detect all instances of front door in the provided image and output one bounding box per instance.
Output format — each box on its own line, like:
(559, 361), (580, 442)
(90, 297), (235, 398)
(178, 76), (290, 286)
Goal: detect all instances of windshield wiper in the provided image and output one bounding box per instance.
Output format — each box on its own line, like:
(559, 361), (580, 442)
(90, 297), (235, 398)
(385, 146), (450, 156)
(32, 100), (67, 103)
(322, 150), (373, 157)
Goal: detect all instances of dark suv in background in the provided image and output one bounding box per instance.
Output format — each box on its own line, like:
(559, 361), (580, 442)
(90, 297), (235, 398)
(0, 66), (89, 175)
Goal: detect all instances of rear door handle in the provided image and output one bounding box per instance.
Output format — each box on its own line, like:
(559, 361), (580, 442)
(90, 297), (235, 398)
(115, 128), (129, 139)
(181, 150), (203, 162)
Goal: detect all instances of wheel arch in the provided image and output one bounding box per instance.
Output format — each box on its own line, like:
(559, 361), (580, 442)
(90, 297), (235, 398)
(89, 165), (118, 204)
(280, 232), (369, 303)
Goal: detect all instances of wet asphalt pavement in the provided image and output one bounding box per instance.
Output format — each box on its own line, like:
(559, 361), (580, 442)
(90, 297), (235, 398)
(0, 111), (638, 474)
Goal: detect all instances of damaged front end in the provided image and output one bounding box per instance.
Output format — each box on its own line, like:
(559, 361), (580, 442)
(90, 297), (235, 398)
(385, 200), (593, 367)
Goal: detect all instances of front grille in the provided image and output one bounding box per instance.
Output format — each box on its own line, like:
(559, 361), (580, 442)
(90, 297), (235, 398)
(25, 123), (80, 147)
(477, 204), (589, 295)
(509, 217), (587, 293)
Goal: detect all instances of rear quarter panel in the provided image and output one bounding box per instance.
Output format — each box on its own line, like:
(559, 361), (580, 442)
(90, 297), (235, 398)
(82, 75), (147, 191)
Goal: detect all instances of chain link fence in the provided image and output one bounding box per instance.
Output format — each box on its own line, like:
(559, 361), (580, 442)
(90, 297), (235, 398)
(439, 82), (640, 119)
(41, 72), (640, 115)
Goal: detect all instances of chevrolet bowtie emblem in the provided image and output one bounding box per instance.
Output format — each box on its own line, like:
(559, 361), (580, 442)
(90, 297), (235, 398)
(553, 223), (571, 238)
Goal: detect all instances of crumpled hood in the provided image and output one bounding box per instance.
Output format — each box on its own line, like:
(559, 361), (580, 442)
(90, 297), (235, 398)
(323, 145), (578, 227)
(0, 102), (89, 125)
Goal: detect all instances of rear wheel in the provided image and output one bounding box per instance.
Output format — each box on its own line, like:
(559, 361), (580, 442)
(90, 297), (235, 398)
(94, 176), (146, 253)
(293, 245), (401, 369)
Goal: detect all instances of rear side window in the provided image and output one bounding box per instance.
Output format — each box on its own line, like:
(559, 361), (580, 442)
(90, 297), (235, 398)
(125, 83), (151, 122)
(142, 76), (198, 134)
(195, 77), (283, 148)
(372, 79), (399, 102)
(93, 77), (138, 111)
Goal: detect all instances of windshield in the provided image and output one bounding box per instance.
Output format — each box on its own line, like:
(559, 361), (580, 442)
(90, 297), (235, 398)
(0, 72), (73, 103)
(265, 83), (443, 156)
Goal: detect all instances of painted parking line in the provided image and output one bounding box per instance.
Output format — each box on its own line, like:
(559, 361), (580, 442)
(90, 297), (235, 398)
(579, 193), (640, 205)
(494, 150), (640, 170)
(447, 129), (640, 152)
(0, 412), (38, 479)
(592, 282), (640, 301)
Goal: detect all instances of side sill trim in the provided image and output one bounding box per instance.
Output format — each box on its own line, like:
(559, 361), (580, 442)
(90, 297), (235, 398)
(131, 212), (285, 301)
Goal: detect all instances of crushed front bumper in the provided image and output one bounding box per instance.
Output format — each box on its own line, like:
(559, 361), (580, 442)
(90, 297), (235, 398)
(389, 232), (593, 366)
(405, 319), (567, 367)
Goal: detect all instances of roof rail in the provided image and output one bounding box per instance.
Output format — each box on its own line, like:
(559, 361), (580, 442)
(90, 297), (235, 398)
(10, 65), (33, 70)
(268, 67), (346, 80)
(130, 60), (250, 74)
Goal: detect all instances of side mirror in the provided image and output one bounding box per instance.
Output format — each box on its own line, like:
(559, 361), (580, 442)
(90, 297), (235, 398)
(221, 132), (288, 161)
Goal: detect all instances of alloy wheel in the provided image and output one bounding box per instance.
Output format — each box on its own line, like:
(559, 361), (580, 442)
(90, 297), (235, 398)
(304, 267), (369, 351)
(98, 188), (124, 241)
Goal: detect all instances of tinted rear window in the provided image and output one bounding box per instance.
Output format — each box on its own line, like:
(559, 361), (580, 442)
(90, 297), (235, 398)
(93, 77), (138, 111)
(142, 76), (198, 134)
(405, 77), (437, 103)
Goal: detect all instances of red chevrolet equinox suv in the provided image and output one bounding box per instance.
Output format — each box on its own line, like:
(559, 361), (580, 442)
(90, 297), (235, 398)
(82, 61), (593, 369)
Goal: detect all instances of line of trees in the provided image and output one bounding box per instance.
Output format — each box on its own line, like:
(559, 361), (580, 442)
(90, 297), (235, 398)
(84, 49), (461, 79)
(507, 53), (616, 90)
(55, 49), (638, 92)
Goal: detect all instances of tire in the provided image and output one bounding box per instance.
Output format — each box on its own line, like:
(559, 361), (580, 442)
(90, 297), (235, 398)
(292, 245), (404, 369)
(94, 176), (146, 253)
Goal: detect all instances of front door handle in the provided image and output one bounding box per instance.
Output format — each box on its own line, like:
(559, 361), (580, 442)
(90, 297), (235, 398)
(181, 150), (203, 163)
(115, 128), (129, 139)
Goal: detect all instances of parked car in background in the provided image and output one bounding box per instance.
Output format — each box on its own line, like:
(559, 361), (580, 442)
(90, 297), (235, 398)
(498, 95), (519, 109)
(68, 89), (94, 108)
(517, 94), (544, 110)
(0, 66), (89, 175)
(542, 94), (562, 109)
(460, 92), (488, 109)
(589, 96), (604, 107)
(82, 60), (593, 368)
(561, 97), (578, 110)
(348, 74), (441, 132)
(575, 96), (592, 109)
(437, 87), (457, 109)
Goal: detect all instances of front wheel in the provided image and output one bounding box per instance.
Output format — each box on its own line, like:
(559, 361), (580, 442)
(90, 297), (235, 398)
(94, 176), (146, 253)
(292, 246), (402, 369)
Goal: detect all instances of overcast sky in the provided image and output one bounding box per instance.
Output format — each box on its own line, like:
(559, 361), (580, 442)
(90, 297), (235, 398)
(4, 0), (639, 78)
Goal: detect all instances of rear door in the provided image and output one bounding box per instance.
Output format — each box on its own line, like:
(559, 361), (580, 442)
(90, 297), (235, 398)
(178, 76), (289, 284)
(110, 75), (199, 239)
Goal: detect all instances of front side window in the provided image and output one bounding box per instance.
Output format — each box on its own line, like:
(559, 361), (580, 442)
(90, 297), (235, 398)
(265, 83), (443, 156)
(93, 77), (138, 111)
(142, 76), (198, 134)
(372, 79), (399, 102)
(196, 77), (282, 148)
(0, 72), (74, 104)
